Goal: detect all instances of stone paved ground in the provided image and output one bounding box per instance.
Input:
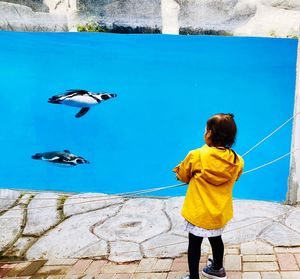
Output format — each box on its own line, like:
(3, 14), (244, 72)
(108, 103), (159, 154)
(1, 189), (300, 278)
(1, 244), (300, 278)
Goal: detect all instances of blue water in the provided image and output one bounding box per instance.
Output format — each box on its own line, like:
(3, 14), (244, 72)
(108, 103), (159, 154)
(0, 32), (297, 201)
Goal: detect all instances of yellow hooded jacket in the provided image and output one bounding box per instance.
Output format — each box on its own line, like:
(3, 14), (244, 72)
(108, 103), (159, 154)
(173, 144), (244, 230)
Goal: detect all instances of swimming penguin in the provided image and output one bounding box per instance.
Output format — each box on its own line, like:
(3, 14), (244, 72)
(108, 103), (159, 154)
(48, 89), (117, 118)
(32, 150), (89, 167)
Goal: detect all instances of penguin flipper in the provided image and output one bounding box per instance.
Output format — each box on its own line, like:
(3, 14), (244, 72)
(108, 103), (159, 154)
(75, 107), (90, 118)
(48, 156), (62, 163)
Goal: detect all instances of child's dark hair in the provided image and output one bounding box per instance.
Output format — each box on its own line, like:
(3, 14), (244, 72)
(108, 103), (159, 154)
(206, 113), (237, 148)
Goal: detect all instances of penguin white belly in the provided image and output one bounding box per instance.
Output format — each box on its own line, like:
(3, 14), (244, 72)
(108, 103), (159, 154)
(38, 157), (70, 167)
(47, 162), (74, 167)
(62, 95), (98, 107)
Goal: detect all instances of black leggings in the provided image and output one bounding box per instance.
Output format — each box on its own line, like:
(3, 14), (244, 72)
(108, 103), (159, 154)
(188, 233), (224, 279)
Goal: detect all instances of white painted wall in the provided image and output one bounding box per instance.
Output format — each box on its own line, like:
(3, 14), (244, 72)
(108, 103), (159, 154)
(288, 39), (300, 205)
(161, 0), (180, 35)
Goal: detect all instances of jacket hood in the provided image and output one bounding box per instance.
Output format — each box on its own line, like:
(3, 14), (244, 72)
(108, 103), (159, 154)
(200, 145), (241, 186)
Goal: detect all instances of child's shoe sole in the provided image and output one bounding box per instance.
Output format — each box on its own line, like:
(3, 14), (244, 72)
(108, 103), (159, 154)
(201, 270), (227, 279)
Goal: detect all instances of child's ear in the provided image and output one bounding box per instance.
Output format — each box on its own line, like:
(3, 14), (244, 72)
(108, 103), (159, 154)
(206, 129), (212, 138)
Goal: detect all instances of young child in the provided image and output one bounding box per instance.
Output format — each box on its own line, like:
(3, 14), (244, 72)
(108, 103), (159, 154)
(173, 113), (244, 279)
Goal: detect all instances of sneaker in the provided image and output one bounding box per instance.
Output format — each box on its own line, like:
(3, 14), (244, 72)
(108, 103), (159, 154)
(181, 275), (190, 279)
(202, 265), (227, 279)
(207, 257), (214, 267)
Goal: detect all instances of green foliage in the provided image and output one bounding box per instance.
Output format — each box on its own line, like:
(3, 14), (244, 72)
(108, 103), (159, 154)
(287, 35), (298, 39)
(269, 30), (298, 39)
(77, 21), (107, 32)
(269, 30), (277, 38)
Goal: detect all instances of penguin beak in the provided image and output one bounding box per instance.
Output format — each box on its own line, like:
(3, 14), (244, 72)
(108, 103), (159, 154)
(32, 153), (41, 160)
(76, 158), (89, 164)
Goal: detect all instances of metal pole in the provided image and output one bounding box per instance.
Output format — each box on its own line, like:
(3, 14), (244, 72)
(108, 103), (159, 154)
(287, 31), (300, 205)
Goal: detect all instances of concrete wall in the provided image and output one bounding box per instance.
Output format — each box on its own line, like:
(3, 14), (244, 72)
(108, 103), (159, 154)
(288, 39), (300, 205)
(76, 0), (162, 30)
(1, 0), (300, 36)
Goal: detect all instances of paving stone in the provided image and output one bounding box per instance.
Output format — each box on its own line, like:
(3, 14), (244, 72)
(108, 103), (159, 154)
(18, 194), (32, 206)
(18, 260), (47, 276)
(36, 265), (71, 275)
(224, 255), (241, 271)
(274, 247), (300, 253)
(260, 223), (300, 246)
(84, 260), (107, 275)
(66, 259), (93, 275)
(225, 248), (240, 255)
(242, 272), (261, 279)
(240, 241), (274, 255)
(243, 262), (279, 272)
(94, 211), (170, 243)
(0, 267), (11, 277)
(46, 276), (68, 279)
(44, 259), (78, 266)
(261, 272), (281, 279)
(30, 275), (48, 279)
(165, 197), (186, 237)
(4, 262), (31, 277)
(277, 253), (299, 270)
(243, 255), (276, 262)
(3, 236), (36, 257)
(280, 271), (300, 279)
(109, 241), (142, 263)
(0, 204), (24, 252)
(131, 273), (168, 279)
(0, 263), (18, 268)
(199, 261), (207, 271)
(167, 272), (187, 279)
(23, 193), (60, 236)
(256, 255), (277, 262)
(81, 275), (95, 279)
(170, 257), (188, 272)
(26, 205), (120, 259)
(113, 274), (132, 279)
(94, 274), (114, 279)
(73, 240), (108, 259)
(64, 193), (124, 217)
(136, 258), (157, 272)
(100, 263), (138, 273)
(120, 198), (165, 214)
(242, 255), (256, 262)
(152, 259), (173, 272)
(0, 189), (21, 212)
(233, 200), (291, 221)
(223, 218), (273, 245)
(227, 272), (242, 279)
(142, 233), (187, 258)
(200, 238), (211, 255)
(228, 245), (241, 249)
(294, 254), (300, 267)
(199, 256), (208, 264)
(285, 208), (300, 234)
